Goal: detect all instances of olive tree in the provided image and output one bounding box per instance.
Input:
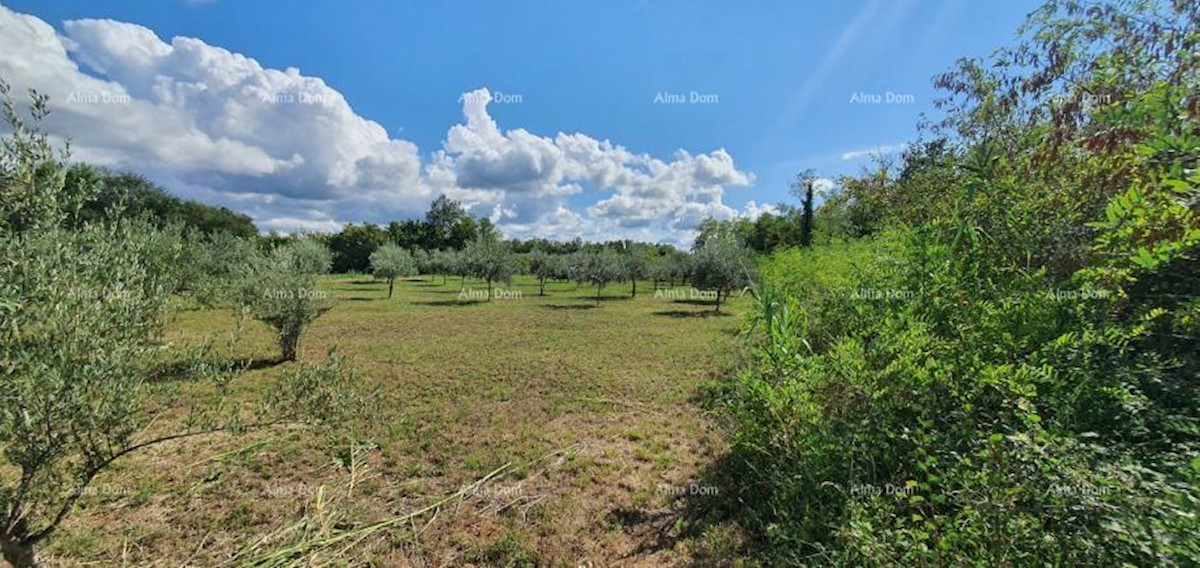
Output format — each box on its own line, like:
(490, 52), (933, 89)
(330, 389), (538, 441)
(447, 249), (471, 292)
(529, 249), (559, 295)
(190, 231), (260, 307)
(426, 249), (455, 286)
(575, 249), (625, 305)
(277, 237), (333, 275)
(622, 244), (651, 297)
(413, 248), (435, 281)
(689, 230), (753, 312)
(0, 83), (358, 567)
(238, 242), (333, 361)
(464, 236), (515, 300)
(368, 243), (416, 299)
(652, 250), (690, 289)
(559, 252), (583, 286)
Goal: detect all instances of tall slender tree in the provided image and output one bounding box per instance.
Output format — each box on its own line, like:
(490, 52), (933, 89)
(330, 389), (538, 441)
(791, 169), (818, 248)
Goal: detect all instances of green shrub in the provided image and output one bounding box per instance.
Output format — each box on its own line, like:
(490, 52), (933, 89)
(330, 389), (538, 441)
(710, 2), (1199, 563)
(0, 82), (359, 566)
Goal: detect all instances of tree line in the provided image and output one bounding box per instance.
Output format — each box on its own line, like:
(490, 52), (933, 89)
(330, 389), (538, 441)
(362, 230), (751, 310)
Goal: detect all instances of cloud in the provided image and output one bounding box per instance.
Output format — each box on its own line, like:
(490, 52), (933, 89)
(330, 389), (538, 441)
(841, 143), (907, 161)
(259, 216), (342, 233)
(740, 200), (779, 220)
(424, 87), (754, 245)
(0, 5), (754, 245)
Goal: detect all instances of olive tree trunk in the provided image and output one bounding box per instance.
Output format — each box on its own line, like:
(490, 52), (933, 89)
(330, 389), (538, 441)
(1, 534), (37, 568)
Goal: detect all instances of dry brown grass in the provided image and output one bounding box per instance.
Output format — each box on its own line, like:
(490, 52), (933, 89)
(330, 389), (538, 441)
(37, 275), (747, 567)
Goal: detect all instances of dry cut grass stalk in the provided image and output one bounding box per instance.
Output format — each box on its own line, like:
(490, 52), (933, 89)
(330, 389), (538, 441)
(231, 444), (583, 567)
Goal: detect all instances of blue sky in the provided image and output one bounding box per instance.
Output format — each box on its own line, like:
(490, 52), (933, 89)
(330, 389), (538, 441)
(0, 0), (1039, 244)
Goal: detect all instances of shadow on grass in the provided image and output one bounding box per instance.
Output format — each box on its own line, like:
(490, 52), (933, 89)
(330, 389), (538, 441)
(572, 294), (635, 302)
(339, 296), (380, 302)
(150, 355), (285, 382)
(542, 303), (600, 311)
(606, 451), (756, 562)
(415, 299), (485, 307)
(671, 298), (719, 306)
(233, 356), (287, 370)
(653, 310), (731, 319)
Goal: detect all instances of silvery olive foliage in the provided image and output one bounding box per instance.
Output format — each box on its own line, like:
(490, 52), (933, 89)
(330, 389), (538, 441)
(528, 249), (559, 295)
(277, 236), (333, 276)
(463, 235), (515, 301)
(368, 243), (416, 299)
(689, 228), (753, 312)
(621, 244), (652, 298)
(0, 82), (358, 567)
(573, 249), (625, 305)
(238, 240), (335, 361)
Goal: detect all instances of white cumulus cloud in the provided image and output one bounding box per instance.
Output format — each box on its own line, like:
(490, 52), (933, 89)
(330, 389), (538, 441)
(0, 5), (755, 245)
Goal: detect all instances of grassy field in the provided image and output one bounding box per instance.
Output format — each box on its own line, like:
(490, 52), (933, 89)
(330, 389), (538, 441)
(42, 274), (748, 566)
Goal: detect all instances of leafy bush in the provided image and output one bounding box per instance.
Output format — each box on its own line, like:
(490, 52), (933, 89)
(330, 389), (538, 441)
(709, 1), (1200, 564)
(0, 82), (359, 566)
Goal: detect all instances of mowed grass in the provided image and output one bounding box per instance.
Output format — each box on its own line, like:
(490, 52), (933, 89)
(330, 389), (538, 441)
(42, 274), (748, 566)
